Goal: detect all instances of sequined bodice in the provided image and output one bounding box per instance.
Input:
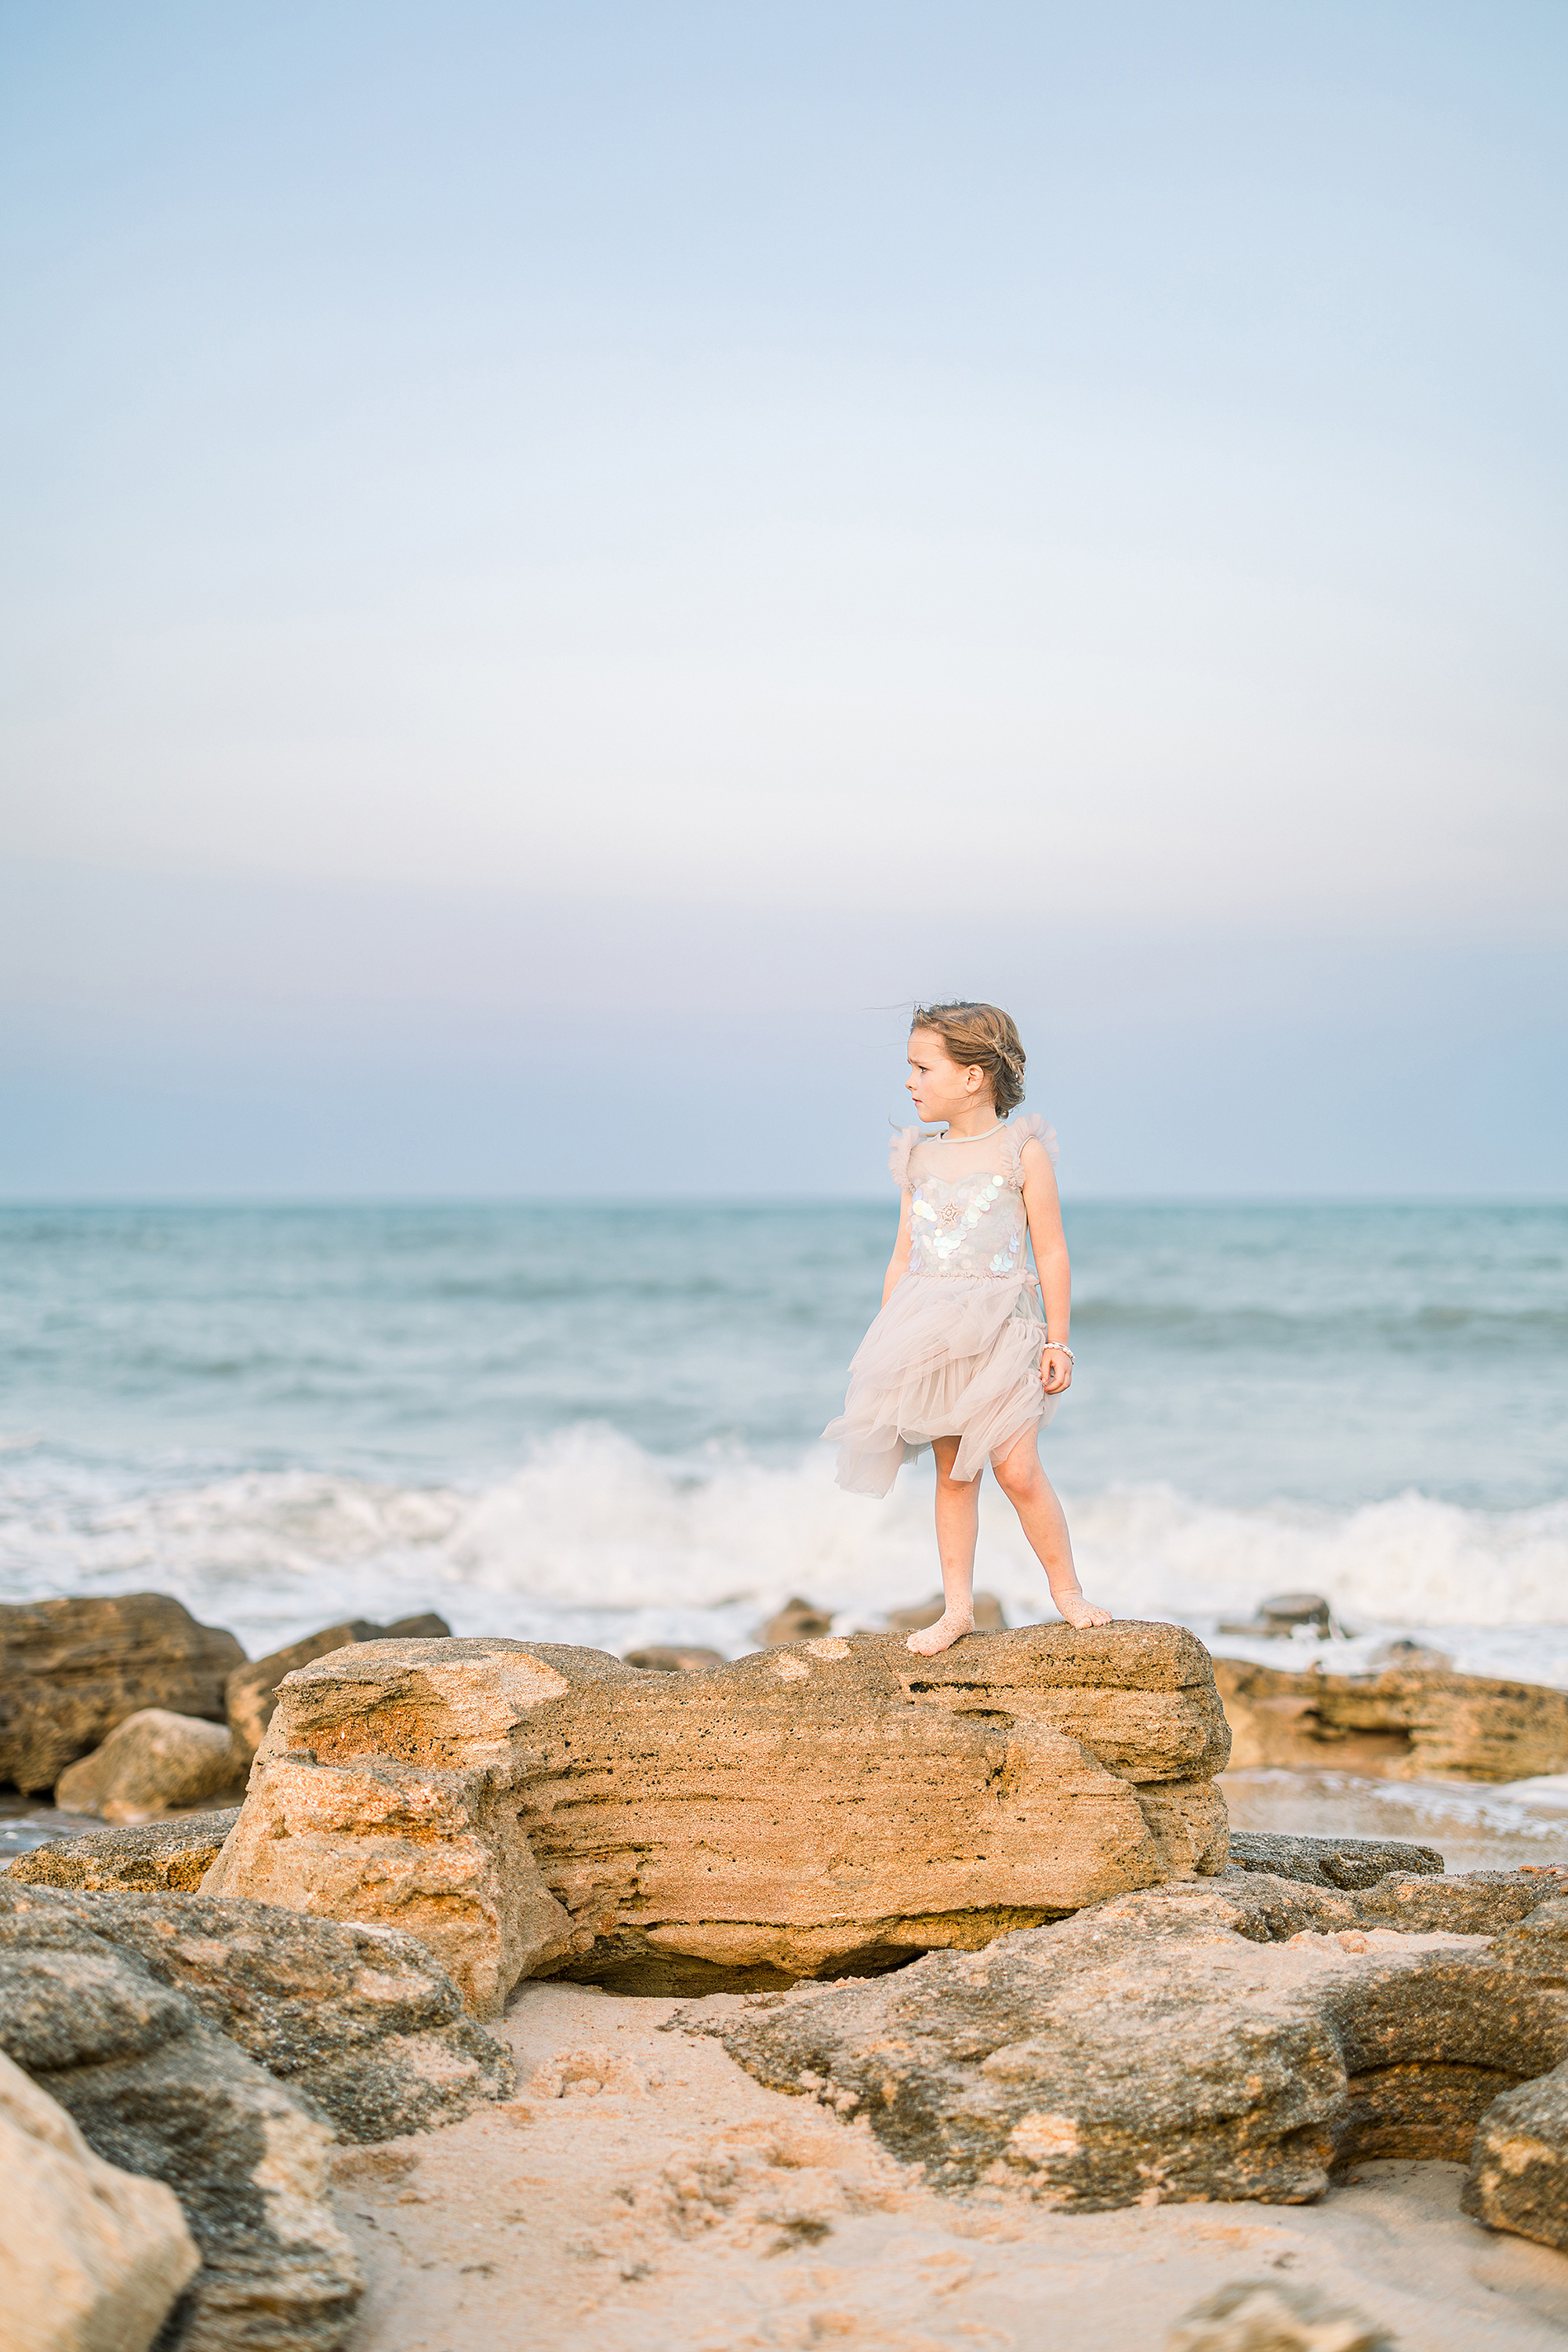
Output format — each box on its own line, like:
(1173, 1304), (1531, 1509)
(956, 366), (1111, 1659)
(908, 1163), (1028, 1279)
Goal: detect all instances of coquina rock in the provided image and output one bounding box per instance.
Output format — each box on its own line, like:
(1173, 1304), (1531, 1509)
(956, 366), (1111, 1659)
(226, 1613), (451, 1760)
(55, 1710), (247, 1821)
(0, 2046), (199, 2352)
(0, 1884), (361, 2350)
(1215, 1656), (1568, 1781)
(1463, 2050), (1568, 2252)
(9, 1810), (244, 1894)
(0, 1595), (244, 1796)
(205, 1624), (1230, 2009)
(0, 1879), (514, 2141)
(681, 1870), (1568, 2224)
(1226, 1828), (1444, 1889)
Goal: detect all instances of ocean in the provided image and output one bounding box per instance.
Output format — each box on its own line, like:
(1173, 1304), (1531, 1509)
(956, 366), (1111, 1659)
(2, 1199), (1563, 1686)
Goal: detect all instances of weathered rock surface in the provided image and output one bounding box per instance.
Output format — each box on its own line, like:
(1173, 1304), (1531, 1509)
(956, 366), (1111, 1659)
(1169, 2277), (1392, 2351)
(681, 1873), (1568, 2218)
(0, 1878), (514, 2140)
(0, 1883), (361, 2348)
(0, 2045), (199, 2352)
(1, 1595), (245, 1796)
(759, 1596), (835, 1645)
(623, 1645), (726, 1673)
(7, 1809), (243, 1893)
(55, 1710), (247, 1820)
(226, 1614), (451, 1759)
(886, 1592), (1007, 1633)
(1227, 1828), (1444, 1889)
(206, 1624), (1232, 2007)
(1463, 2053), (1568, 2251)
(1215, 1655), (1568, 1780)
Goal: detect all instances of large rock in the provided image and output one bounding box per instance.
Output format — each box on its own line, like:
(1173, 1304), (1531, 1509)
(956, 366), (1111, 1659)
(226, 1614), (450, 1760)
(1215, 1656), (1568, 1780)
(0, 1885), (361, 2349)
(0, 1595), (245, 1796)
(681, 1871), (1568, 2215)
(55, 1711), (246, 1821)
(0, 1878), (514, 2141)
(1463, 2055), (1568, 2251)
(0, 2046), (199, 2352)
(205, 1624), (1231, 2008)
(8, 1810), (243, 1893)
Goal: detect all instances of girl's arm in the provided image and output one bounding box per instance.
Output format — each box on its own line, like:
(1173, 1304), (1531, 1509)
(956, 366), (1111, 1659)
(1019, 1138), (1073, 1394)
(881, 1191), (914, 1307)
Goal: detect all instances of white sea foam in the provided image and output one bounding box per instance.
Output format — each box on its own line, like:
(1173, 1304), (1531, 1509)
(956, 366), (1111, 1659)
(4, 1423), (1567, 1679)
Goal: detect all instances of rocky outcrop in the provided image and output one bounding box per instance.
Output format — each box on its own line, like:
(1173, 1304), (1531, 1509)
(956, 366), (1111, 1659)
(1215, 1656), (1568, 1780)
(8, 1810), (243, 1893)
(681, 1872), (1568, 2220)
(1, 1595), (245, 1796)
(1227, 1829), (1443, 1889)
(0, 1884), (361, 2348)
(0, 1879), (514, 2141)
(205, 1624), (1230, 2009)
(226, 1613), (450, 1760)
(0, 2047), (199, 2352)
(55, 1711), (247, 1821)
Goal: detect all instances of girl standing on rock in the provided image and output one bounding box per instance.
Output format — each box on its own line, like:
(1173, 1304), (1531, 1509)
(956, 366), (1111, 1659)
(824, 1000), (1111, 1655)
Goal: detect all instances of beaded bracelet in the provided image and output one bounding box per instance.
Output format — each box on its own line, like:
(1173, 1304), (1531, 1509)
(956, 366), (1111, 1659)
(1042, 1342), (1075, 1365)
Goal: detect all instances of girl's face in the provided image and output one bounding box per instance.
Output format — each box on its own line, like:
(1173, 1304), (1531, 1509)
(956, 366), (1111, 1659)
(906, 1029), (992, 1123)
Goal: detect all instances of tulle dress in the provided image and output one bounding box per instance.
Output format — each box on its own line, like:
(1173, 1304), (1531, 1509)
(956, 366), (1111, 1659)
(824, 1112), (1061, 1497)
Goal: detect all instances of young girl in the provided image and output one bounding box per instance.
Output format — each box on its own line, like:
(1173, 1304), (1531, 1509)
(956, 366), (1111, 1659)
(825, 1000), (1111, 1655)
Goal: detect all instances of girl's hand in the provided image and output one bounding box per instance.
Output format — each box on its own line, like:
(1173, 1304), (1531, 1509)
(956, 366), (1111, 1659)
(1040, 1344), (1073, 1395)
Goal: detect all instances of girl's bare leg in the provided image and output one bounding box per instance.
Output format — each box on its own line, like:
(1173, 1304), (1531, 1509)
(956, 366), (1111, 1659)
(906, 1436), (979, 1655)
(992, 1429), (1112, 1627)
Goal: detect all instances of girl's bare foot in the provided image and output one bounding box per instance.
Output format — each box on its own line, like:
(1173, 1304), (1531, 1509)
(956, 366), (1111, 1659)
(906, 1608), (975, 1656)
(1051, 1587), (1112, 1628)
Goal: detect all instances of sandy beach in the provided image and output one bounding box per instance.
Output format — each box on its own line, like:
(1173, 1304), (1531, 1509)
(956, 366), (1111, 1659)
(336, 1976), (1568, 2352)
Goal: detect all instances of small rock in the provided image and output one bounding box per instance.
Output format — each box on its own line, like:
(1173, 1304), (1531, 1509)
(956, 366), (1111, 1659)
(760, 1597), (836, 1646)
(54, 1711), (246, 1822)
(885, 1592), (1008, 1633)
(1218, 1592), (1337, 1640)
(6, 1810), (242, 1893)
(0, 2046), (200, 2352)
(623, 1646), (725, 1674)
(1368, 1638), (1454, 1671)
(1227, 1830), (1443, 1889)
(1169, 2278), (1392, 2350)
(527, 2044), (663, 2099)
(0, 1594), (245, 1796)
(226, 1613), (451, 1759)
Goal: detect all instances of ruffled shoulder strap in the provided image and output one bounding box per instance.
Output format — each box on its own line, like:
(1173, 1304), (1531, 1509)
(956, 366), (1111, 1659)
(888, 1126), (920, 1189)
(1005, 1110), (1059, 1178)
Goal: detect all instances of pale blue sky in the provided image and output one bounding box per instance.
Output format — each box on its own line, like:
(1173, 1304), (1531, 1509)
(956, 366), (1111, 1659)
(2, 2), (1563, 1192)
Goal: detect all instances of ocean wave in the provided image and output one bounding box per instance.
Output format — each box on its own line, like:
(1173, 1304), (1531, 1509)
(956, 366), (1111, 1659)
(3, 1425), (1567, 1673)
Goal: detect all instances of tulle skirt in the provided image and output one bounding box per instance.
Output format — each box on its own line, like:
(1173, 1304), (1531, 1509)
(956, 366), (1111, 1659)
(823, 1271), (1056, 1497)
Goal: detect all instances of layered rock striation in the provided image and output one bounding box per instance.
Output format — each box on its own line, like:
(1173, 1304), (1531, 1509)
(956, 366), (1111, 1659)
(205, 1624), (1232, 2007)
(1215, 1656), (1568, 1781)
(0, 1595), (244, 1796)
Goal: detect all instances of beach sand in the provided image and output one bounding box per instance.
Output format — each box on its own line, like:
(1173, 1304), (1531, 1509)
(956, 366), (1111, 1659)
(336, 1977), (1568, 2352)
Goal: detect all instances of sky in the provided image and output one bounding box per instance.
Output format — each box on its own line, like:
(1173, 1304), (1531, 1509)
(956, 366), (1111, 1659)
(2, 1), (1564, 1195)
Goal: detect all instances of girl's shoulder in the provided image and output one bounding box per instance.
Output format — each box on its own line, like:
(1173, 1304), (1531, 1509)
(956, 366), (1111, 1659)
(1006, 1112), (1060, 1174)
(888, 1125), (925, 1189)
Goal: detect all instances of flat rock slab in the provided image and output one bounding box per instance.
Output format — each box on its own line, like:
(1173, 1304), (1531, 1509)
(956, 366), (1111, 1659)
(0, 1879), (514, 2142)
(1215, 1657), (1568, 1781)
(1228, 1829), (1444, 1889)
(8, 1810), (244, 1893)
(207, 1624), (1232, 2008)
(680, 1872), (1568, 2226)
(0, 1595), (244, 1796)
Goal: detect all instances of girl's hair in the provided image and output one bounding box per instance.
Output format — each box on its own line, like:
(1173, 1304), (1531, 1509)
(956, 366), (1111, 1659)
(909, 1001), (1026, 1115)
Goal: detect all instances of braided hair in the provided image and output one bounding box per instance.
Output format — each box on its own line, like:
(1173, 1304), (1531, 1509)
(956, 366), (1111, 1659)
(909, 1002), (1026, 1115)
